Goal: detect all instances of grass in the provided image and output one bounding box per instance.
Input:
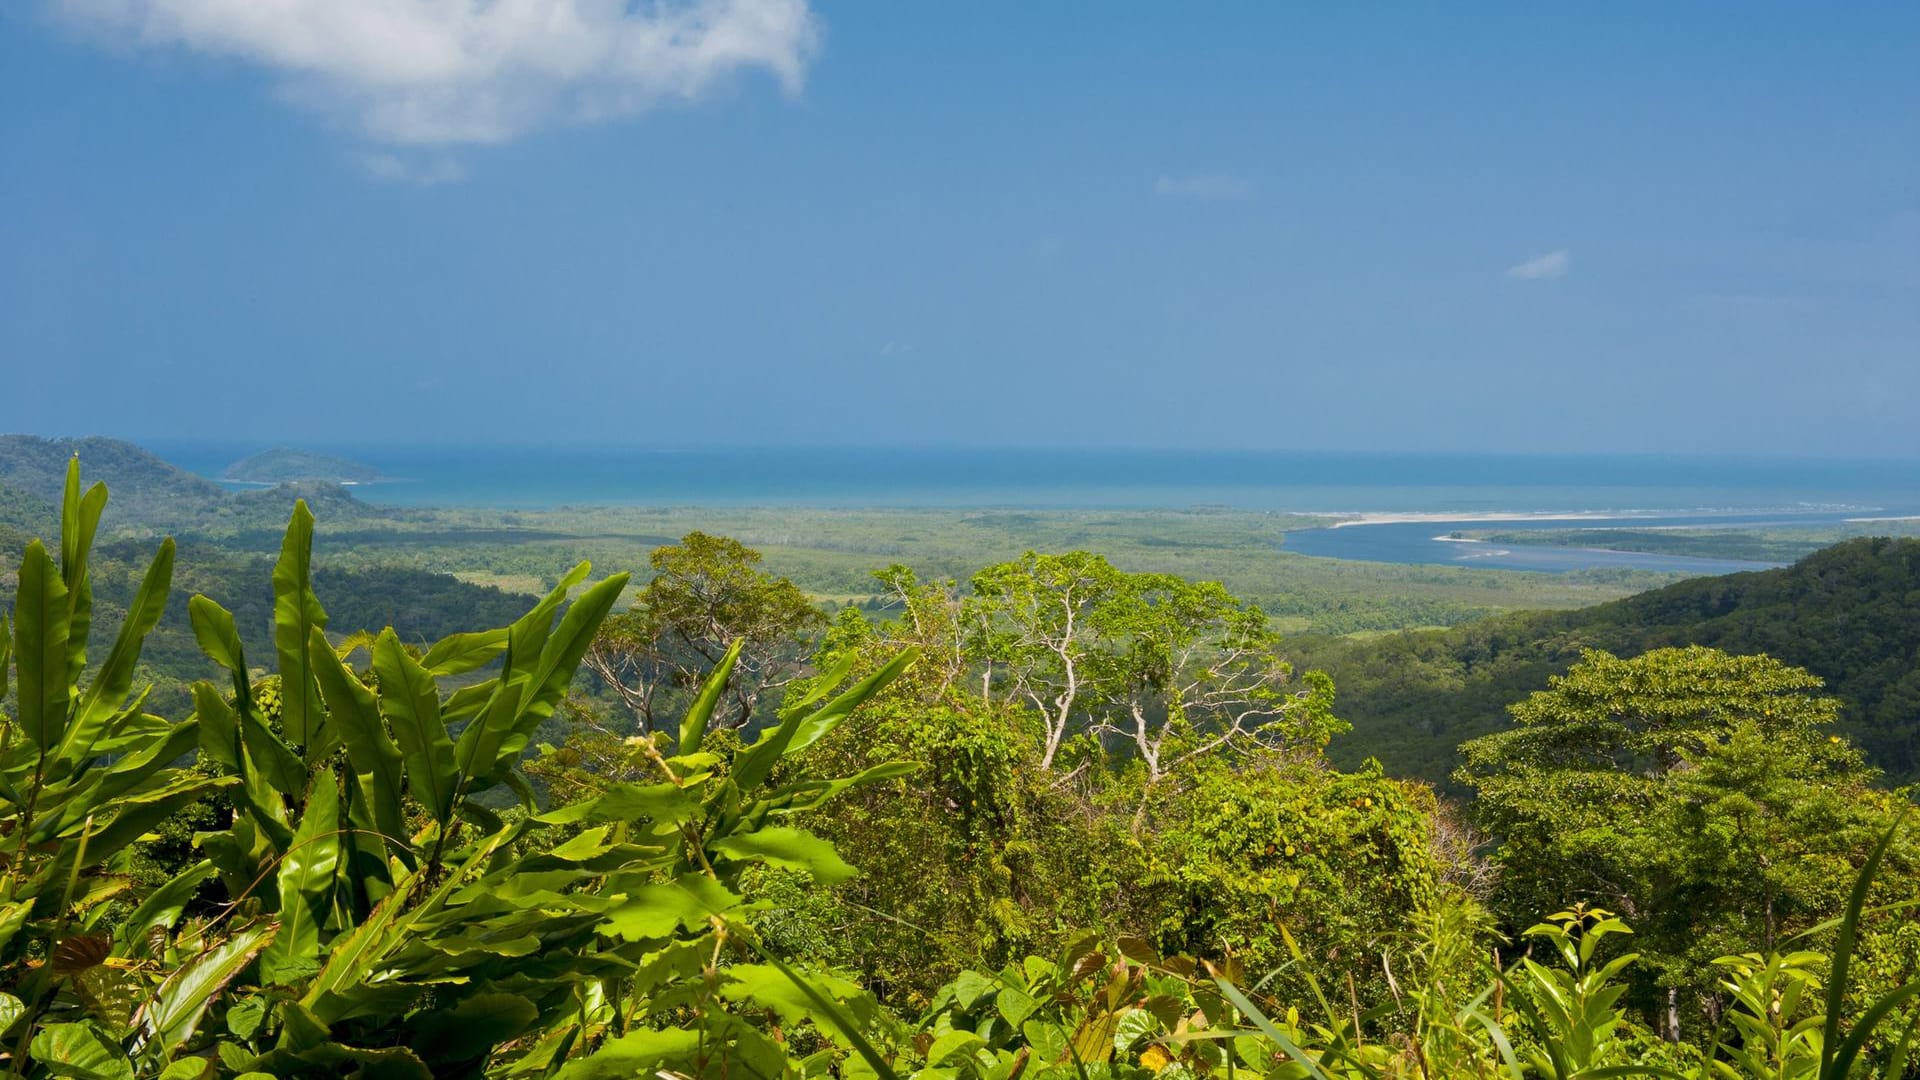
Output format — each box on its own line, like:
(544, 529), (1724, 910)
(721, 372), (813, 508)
(250, 504), (1686, 636)
(1465, 520), (1920, 564)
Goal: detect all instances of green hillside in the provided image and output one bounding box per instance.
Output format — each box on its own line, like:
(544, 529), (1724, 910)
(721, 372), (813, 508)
(1304, 536), (1920, 788)
(0, 434), (389, 536)
(224, 447), (383, 483)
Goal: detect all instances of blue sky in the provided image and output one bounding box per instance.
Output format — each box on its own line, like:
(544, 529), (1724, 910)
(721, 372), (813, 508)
(2, 3), (1916, 455)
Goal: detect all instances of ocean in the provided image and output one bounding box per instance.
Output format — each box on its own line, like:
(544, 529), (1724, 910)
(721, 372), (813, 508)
(148, 443), (1920, 576)
(149, 443), (1920, 515)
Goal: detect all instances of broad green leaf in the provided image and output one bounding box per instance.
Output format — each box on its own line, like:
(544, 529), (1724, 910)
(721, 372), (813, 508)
(679, 639), (741, 756)
(710, 826), (858, 885)
(597, 876), (741, 941)
(733, 648), (917, 792)
(191, 681), (241, 772)
(67, 540), (174, 757)
(774, 652), (856, 720)
(407, 992), (539, 1065)
(260, 774), (341, 986)
(925, 1029), (986, 1066)
(0, 901), (29, 955)
(51, 541), (172, 776)
(997, 986), (1040, 1027)
(60, 461), (107, 677)
(771, 760), (921, 815)
(741, 942), (902, 1080)
(535, 781), (703, 827)
(787, 648), (917, 759)
(270, 501), (329, 752)
(0, 990), (23, 1034)
(551, 1028), (702, 1080)
(1820, 814), (1896, 1068)
(441, 680), (497, 726)
(449, 565), (587, 768)
(303, 867), (418, 1020)
(490, 563), (588, 701)
(547, 825), (613, 861)
(720, 963), (871, 1031)
(143, 921), (275, 1052)
(191, 683), (295, 848)
(187, 595), (251, 707)
(16, 540), (74, 751)
(29, 1020), (134, 1080)
(310, 626), (407, 848)
(84, 717), (201, 807)
(115, 860), (217, 953)
(67, 772), (236, 865)
(458, 570), (629, 787)
(373, 629), (457, 826)
(225, 995), (267, 1040)
(422, 628), (508, 677)
(240, 699), (307, 800)
(1211, 976), (1333, 1080)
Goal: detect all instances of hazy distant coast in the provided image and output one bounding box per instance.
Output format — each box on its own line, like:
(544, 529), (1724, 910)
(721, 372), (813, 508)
(1329, 510), (1667, 529)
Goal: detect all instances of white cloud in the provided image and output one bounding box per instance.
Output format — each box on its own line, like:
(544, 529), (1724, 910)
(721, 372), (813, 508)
(53, 0), (821, 145)
(356, 151), (465, 185)
(1154, 174), (1253, 200)
(1506, 250), (1570, 280)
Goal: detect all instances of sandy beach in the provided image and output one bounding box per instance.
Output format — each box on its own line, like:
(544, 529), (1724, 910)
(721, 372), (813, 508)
(1327, 510), (1661, 529)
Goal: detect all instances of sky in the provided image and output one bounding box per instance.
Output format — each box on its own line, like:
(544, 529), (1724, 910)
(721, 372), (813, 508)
(1, 3), (1916, 456)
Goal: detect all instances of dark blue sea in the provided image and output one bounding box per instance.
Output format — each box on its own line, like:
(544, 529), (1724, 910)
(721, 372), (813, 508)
(149, 443), (1920, 576)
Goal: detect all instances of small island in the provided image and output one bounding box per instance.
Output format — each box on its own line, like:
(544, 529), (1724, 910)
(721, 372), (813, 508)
(223, 448), (383, 485)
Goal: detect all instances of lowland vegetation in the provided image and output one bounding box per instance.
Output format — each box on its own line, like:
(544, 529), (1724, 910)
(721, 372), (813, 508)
(2, 458), (1917, 1077)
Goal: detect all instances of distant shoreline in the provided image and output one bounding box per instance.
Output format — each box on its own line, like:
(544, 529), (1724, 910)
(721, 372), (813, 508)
(1328, 507), (1876, 529)
(217, 478), (385, 489)
(1330, 510), (1669, 529)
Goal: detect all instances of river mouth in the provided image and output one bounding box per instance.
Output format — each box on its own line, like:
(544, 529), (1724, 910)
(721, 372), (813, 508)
(1281, 509), (1910, 575)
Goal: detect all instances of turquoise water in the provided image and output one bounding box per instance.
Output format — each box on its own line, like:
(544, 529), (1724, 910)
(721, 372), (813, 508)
(149, 442), (1920, 576)
(151, 443), (1920, 515)
(1283, 511), (1880, 575)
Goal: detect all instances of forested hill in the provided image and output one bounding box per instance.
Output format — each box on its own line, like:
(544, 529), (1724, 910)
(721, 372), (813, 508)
(224, 447), (383, 484)
(0, 434), (224, 504)
(1305, 536), (1920, 789)
(0, 434), (386, 536)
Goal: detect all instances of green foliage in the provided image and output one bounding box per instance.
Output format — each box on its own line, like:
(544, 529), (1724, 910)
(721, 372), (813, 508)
(585, 531), (825, 735)
(9, 462), (1920, 1078)
(1460, 647), (1919, 1042)
(1464, 522), (1920, 566)
(3, 464), (924, 1078)
(0, 460), (237, 1071)
(907, 835), (1920, 1078)
(1298, 538), (1920, 788)
(1141, 760), (1448, 1001)
(739, 560), (1437, 1010)
(221, 450), (381, 485)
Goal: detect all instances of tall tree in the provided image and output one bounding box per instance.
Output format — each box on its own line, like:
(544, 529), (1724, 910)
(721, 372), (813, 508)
(584, 532), (823, 734)
(1457, 646), (1916, 1036)
(969, 552), (1125, 769)
(1088, 574), (1342, 799)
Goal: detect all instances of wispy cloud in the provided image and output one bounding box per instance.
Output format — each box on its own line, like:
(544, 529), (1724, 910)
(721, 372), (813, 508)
(1506, 250), (1571, 280)
(1154, 174), (1254, 200)
(53, 0), (821, 146)
(356, 152), (465, 186)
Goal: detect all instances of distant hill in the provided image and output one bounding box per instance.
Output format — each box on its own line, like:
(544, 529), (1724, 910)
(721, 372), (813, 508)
(1303, 537), (1920, 789)
(225, 448), (383, 485)
(0, 482), (56, 531)
(0, 434), (226, 509)
(0, 434), (387, 537)
(0, 483), (57, 558)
